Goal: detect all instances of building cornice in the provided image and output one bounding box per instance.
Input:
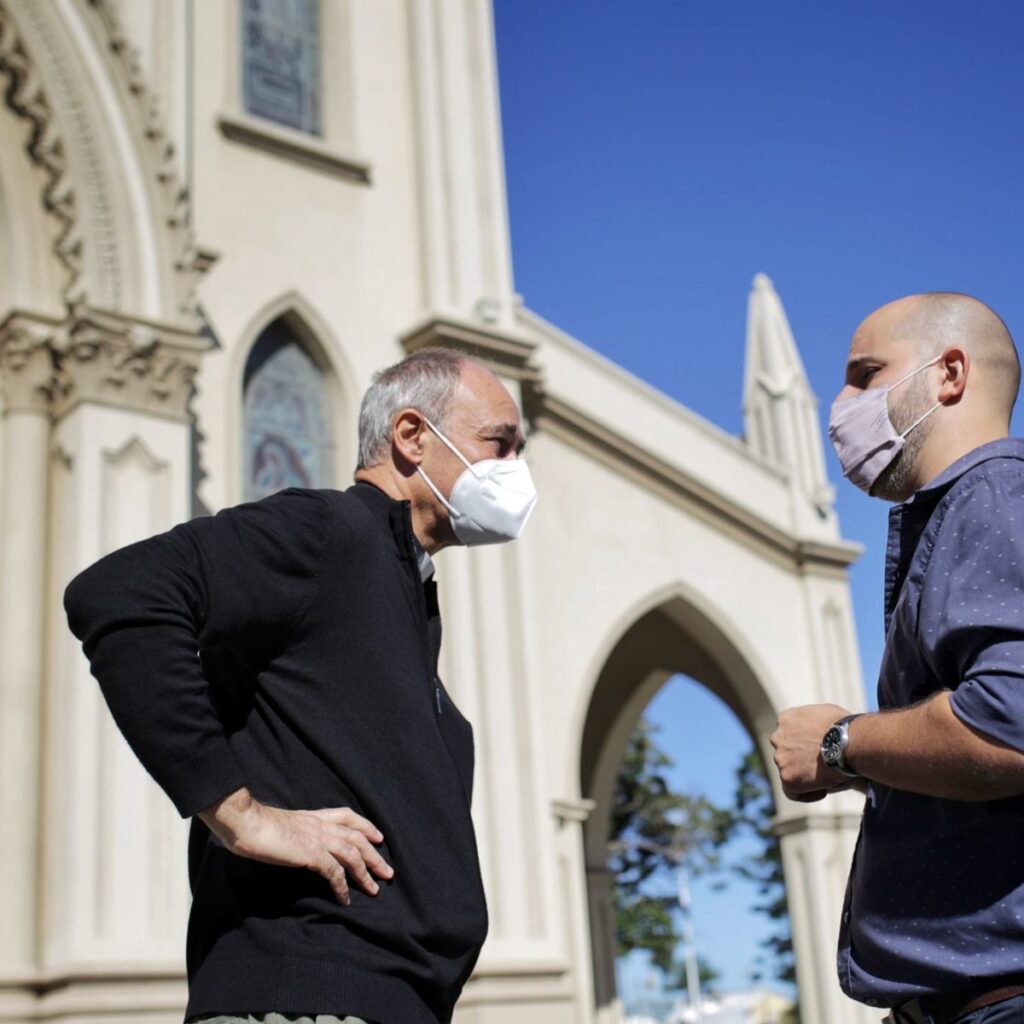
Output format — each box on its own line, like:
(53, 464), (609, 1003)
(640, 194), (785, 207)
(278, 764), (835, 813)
(399, 315), (861, 574)
(400, 316), (541, 383)
(530, 389), (861, 573)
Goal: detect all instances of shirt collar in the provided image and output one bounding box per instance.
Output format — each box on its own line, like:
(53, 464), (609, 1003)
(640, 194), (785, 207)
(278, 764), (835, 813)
(904, 437), (1024, 506)
(411, 536), (435, 582)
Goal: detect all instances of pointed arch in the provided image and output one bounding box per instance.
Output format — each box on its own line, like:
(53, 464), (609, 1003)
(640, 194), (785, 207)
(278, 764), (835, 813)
(227, 291), (358, 505)
(574, 582), (793, 1020)
(0, 0), (199, 322)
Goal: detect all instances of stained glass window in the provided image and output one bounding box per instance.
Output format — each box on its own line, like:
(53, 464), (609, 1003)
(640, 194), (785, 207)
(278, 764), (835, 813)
(242, 0), (321, 135)
(243, 321), (333, 501)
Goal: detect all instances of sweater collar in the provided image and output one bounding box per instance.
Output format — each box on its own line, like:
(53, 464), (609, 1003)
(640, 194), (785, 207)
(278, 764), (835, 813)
(349, 481), (423, 575)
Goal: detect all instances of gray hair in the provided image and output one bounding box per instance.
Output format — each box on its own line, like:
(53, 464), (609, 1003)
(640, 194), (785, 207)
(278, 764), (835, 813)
(357, 348), (466, 468)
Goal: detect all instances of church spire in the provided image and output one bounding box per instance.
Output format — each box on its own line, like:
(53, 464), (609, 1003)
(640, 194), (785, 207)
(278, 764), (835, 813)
(743, 273), (834, 513)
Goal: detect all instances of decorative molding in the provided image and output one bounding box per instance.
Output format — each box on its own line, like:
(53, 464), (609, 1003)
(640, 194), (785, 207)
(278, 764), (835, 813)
(552, 798), (597, 826)
(0, 2), (84, 301)
(529, 388), (862, 574)
(218, 110), (372, 184)
(52, 306), (208, 422)
(15, 0), (125, 309)
(400, 317), (541, 383)
(399, 314), (860, 574)
(771, 810), (864, 839)
(0, 306), (208, 422)
(0, 311), (59, 414)
(85, 0), (203, 321)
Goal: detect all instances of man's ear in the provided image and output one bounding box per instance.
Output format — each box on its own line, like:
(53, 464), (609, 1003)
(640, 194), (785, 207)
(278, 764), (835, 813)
(392, 408), (427, 468)
(938, 347), (969, 404)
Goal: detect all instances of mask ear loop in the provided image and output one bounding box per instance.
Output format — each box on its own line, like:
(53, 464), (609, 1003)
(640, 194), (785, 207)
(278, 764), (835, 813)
(889, 354), (943, 391)
(423, 417), (480, 477)
(416, 463), (458, 516)
(890, 355), (944, 439)
(898, 400), (942, 439)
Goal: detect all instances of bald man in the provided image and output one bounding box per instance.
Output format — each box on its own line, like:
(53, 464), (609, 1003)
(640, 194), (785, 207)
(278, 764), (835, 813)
(771, 294), (1024, 1024)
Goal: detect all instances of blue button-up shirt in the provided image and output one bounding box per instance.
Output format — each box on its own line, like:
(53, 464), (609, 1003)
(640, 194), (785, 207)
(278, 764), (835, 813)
(838, 438), (1024, 1008)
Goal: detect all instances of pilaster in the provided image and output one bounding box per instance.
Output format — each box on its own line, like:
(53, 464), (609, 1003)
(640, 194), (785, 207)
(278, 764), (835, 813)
(0, 311), (60, 980)
(773, 805), (876, 1024)
(0, 305), (207, 1020)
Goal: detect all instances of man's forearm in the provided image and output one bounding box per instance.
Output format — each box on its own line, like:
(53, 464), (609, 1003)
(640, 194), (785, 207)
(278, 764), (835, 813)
(847, 692), (1024, 800)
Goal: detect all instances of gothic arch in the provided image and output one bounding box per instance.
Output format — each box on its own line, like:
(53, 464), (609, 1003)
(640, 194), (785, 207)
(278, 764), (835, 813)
(575, 582), (790, 1020)
(226, 291), (359, 505)
(0, 0), (197, 323)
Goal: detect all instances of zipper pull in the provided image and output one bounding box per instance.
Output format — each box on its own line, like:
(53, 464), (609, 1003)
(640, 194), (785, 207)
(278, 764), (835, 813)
(435, 684), (443, 714)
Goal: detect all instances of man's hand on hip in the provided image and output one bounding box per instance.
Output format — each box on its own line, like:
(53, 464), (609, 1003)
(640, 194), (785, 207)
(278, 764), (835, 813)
(199, 787), (394, 906)
(771, 703), (857, 802)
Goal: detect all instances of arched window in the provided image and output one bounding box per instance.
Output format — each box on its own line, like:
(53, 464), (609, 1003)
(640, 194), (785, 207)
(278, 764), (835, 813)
(242, 0), (321, 135)
(243, 319), (334, 501)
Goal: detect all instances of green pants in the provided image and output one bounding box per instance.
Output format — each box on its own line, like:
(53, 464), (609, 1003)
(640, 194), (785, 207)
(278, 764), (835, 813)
(191, 1016), (373, 1024)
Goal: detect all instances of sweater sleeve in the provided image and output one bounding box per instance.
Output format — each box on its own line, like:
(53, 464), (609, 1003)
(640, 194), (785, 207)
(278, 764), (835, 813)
(64, 488), (332, 818)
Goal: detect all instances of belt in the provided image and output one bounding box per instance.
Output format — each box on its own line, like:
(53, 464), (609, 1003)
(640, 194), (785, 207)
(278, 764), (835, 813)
(917, 981), (1024, 1023)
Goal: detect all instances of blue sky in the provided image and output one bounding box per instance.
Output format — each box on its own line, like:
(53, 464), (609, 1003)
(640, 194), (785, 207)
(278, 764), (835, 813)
(493, 0), (1024, 998)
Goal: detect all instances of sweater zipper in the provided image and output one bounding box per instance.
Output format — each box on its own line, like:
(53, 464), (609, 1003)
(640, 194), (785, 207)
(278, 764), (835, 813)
(435, 682), (443, 715)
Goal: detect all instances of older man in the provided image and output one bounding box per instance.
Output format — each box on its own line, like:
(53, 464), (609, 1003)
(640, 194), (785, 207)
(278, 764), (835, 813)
(772, 293), (1024, 1024)
(64, 349), (536, 1024)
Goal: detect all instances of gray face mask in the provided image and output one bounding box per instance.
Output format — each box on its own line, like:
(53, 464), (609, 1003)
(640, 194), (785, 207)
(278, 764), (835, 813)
(416, 418), (538, 546)
(828, 357), (942, 494)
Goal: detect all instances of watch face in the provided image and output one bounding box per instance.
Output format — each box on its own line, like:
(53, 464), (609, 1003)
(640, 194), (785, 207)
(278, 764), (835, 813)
(821, 726), (843, 766)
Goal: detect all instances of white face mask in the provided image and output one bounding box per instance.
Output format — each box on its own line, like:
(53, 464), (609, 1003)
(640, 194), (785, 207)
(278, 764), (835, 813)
(828, 356), (943, 494)
(416, 418), (538, 546)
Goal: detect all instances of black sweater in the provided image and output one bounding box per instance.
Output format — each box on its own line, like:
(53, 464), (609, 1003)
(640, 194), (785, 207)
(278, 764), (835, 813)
(64, 483), (488, 1023)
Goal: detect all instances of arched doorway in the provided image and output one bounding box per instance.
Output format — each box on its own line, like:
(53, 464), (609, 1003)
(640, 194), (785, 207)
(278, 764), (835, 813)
(579, 591), (783, 1023)
(576, 584), (871, 1024)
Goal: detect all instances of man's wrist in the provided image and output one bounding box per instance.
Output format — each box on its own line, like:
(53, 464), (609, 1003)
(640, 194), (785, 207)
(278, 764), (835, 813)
(199, 786), (256, 843)
(821, 714), (863, 777)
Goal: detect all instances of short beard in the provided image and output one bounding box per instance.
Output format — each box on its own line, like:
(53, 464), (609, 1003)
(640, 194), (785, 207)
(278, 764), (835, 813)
(871, 372), (935, 503)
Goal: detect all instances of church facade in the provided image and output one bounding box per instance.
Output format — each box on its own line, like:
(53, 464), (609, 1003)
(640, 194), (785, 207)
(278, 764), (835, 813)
(0, 2), (873, 1022)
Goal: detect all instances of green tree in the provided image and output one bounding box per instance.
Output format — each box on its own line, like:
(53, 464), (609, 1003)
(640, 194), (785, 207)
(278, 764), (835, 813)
(723, 749), (797, 990)
(608, 717), (730, 973)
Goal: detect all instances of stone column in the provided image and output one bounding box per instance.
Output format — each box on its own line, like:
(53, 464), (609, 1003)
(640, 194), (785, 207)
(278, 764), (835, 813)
(0, 313), (57, 987)
(585, 867), (623, 1024)
(775, 805), (877, 1024)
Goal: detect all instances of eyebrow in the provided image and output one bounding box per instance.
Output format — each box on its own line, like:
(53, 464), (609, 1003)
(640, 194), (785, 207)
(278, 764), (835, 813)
(481, 422), (527, 453)
(845, 354), (884, 382)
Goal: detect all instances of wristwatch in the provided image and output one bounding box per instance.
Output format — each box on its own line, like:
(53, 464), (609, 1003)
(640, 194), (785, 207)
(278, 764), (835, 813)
(820, 714), (861, 778)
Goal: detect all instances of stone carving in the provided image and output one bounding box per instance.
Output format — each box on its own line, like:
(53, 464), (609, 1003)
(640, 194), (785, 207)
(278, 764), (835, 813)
(0, 0), (203, 318)
(53, 308), (206, 421)
(0, 308), (207, 421)
(86, 0), (200, 320)
(0, 2), (84, 300)
(0, 314), (58, 414)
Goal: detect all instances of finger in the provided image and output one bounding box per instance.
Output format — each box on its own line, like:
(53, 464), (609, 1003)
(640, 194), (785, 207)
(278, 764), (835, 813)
(314, 851), (351, 906)
(328, 840), (380, 896)
(317, 807), (384, 843)
(335, 827), (394, 879)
